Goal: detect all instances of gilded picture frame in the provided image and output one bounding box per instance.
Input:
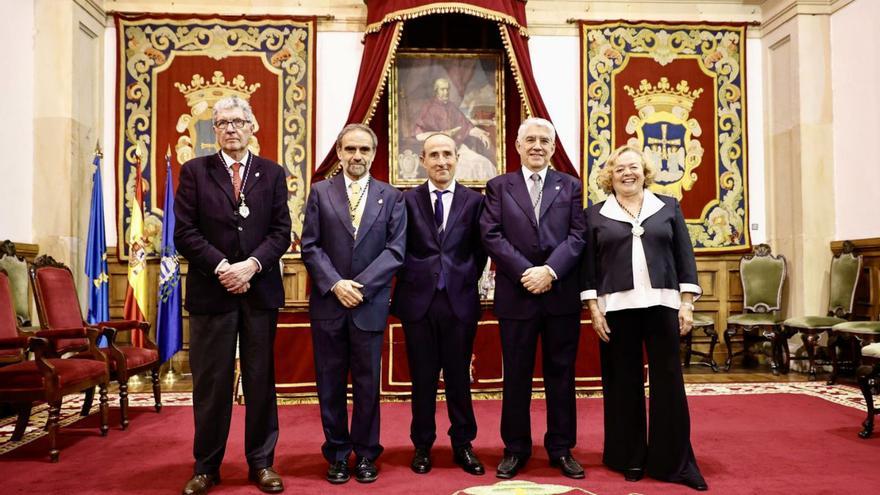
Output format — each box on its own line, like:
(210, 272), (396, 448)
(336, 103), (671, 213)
(389, 50), (505, 187)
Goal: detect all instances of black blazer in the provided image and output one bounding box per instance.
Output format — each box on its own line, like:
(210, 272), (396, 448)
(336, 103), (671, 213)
(391, 182), (487, 324)
(581, 192), (697, 296)
(174, 154), (292, 314)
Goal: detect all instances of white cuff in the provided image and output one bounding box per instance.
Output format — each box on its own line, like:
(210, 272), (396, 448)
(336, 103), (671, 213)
(680, 283), (702, 301)
(544, 265), (558, 280)
(580, 289), (598, 301)
(248, 256), (262, 272)
(214, 259), (229, 274)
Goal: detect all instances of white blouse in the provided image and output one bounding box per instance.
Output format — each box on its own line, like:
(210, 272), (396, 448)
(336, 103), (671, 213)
(579, 190), (701, 315)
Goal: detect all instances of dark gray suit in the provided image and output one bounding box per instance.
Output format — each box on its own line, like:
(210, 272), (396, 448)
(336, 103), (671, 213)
(301, 174), (406, 462)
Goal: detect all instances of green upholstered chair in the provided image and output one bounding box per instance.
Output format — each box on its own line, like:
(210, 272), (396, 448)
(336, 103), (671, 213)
(852, 339), (880, 438)
(782, 241), (862, 380)
(0, 240), (31, 327)
(682, 313), (719, 371)
(724, 244), (788, 374)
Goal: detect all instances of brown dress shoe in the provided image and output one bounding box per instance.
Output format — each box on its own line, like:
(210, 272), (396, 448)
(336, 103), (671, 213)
(182, 473), (220, 495)
(249, 467), (284, 493)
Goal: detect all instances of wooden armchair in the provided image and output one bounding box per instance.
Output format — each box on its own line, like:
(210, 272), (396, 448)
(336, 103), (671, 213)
(724, 244), (789, 374)
(0, 240), (32, 326)
(854, 340), (880, 438)
(682, 313), (719, 371)
(29, 255), (161, 430)
(0, 270), (109, 462)
(781, 241), (862, 380)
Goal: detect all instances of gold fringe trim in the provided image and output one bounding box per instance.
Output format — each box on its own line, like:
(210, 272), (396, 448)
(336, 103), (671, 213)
(365, 3), (528, 38)
(499, 24), (533, 118)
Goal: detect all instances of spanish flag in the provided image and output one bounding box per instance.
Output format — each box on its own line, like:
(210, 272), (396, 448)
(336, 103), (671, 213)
(123, 155), (149, 347)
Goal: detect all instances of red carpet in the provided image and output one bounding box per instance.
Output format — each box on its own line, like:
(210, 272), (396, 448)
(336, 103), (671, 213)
(1, 384), (879, 494)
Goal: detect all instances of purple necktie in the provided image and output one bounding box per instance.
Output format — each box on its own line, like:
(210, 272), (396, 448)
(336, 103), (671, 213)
(434, 189), (449, 289)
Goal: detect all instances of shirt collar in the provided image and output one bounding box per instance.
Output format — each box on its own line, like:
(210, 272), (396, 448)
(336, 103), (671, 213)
(599, 189), (665, 224)
(220, 150), (250, 168)
(343, 173), (370, 189)
(521, 166), (548, 185)
(428, 179), (456, 195)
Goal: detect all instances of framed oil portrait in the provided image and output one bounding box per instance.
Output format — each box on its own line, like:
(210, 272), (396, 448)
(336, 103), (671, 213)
(389, 50), (505, 187)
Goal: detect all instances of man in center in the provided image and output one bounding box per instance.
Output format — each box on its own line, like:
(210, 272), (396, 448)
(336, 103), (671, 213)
(391, 133), (487, 476)
(480, 117), (587, 479)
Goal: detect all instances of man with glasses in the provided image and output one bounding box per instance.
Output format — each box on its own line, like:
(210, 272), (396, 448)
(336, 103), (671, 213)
(175, 96), (291, 495)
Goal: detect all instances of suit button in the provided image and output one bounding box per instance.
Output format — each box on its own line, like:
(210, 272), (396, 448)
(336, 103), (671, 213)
(237, 226), (243, 231)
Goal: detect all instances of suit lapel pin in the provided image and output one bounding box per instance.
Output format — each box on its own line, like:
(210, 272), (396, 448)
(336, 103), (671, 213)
(555, 185), (561, 190)
(378, 198), (384, 204)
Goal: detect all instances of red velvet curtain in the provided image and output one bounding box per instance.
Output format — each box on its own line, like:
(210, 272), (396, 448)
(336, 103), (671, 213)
(313, 0), (576, 181)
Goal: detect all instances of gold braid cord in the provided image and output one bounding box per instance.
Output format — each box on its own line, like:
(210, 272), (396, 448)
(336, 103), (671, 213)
(499, 24), (533, 118)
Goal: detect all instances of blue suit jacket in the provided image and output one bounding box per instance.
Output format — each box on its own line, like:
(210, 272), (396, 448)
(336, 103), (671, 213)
(301, 175), (407, 332)
(480, 169), (586, 319)
(391, 182), (487, 324)
(174, 154), (291, 314)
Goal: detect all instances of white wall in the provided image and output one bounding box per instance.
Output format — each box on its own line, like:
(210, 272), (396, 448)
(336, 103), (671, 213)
(831, 0), (880, 240)
(0, 1), (34, 242)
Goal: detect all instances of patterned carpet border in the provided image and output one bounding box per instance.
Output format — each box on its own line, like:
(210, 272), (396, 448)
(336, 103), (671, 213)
(0, 382), (867, 455)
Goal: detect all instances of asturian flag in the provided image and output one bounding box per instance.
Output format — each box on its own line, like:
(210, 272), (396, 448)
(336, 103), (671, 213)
(123, 151), (149, 347)
(156, 148), (182, 363)
(85, 146), (109, 345)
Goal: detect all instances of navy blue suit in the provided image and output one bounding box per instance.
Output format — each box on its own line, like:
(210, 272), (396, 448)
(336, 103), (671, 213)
(174, 153), (291, 474)
(301, 174), (406, 463)
(391, 182), (486, 449)
(480, 168), (586, 458)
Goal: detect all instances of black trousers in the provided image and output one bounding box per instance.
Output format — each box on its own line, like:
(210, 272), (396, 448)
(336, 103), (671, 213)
(499, 312), (580, 458)
(311, 315), (384, 463)
(402, 289), (478, 450)
(600, 306), (703, 482)
(189, 301), (279, 474)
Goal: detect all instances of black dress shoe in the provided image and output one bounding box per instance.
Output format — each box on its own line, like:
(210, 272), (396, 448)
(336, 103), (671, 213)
(624, 468), (644, 482)
(453, 446), (485, 475)
(677, 476), (708, 491)
(550, 455), (585, 479)
(496, 454), (527, 479)
(326, 460), (350, 484)
(249, 467), (284, 493)
(182, 473), (220, 495)
(411, 447), (431, 474)
(354, 456), (378, 483)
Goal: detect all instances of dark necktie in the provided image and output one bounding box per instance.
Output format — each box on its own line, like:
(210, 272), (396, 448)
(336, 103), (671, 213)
(434, 189), (449, 290)
(433, 189), (448, 233)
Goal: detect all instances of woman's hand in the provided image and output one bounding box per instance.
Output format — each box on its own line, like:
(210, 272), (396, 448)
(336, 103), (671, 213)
(678, 303), (694, 336)
(589, 307), (611, 342)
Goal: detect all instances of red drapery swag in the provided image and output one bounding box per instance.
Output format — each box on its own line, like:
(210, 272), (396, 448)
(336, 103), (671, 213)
(313, 0), (577, 180)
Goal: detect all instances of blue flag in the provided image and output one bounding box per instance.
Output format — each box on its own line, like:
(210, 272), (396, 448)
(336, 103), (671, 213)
(156, 153), (182, 363)
(85, 152), (109, 346)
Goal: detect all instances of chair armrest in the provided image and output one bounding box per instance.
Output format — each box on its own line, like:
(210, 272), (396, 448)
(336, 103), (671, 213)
(99, 320), (149, 331)
(0, 336), (28, 350)
(35, 327), (87, 340)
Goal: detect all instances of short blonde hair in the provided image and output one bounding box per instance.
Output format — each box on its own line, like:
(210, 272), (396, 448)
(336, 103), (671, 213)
(596, 144), (655, 194)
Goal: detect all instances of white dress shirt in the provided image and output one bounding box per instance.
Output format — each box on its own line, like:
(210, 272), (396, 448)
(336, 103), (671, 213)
(580, 190), (701, 313)
(428, 179), (456, 231)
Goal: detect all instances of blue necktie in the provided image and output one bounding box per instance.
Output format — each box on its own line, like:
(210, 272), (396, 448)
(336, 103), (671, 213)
(434, 189), (449, 289)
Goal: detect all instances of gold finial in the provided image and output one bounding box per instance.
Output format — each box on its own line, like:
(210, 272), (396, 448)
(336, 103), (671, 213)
(166, 144), (171, 159)
(94, 139), (103, 158)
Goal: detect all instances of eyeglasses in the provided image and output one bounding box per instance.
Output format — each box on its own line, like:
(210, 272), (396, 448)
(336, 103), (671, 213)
(213, 119), (251, 129)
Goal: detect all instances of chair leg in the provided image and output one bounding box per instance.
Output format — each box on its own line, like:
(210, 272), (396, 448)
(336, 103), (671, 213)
(119, 381), (129, 430)
(682, 330), (694, 367)
(802, 332), (819, 380)
(48, 400), (61, 462)
(724, 328), (735, 371)
(151, 366), (162, 413)
(763, 328), (781, 375)
(705, 325), (719, 372)
(81, 386), (95, 417)
(11, 403), (32, 441)
(99, 383), (109, 437)
(857, 363), (879, 439)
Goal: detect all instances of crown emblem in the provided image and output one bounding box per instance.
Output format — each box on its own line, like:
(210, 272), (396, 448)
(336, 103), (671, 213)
(624, 77), (703, 113)
(174, 70), (260, 108)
